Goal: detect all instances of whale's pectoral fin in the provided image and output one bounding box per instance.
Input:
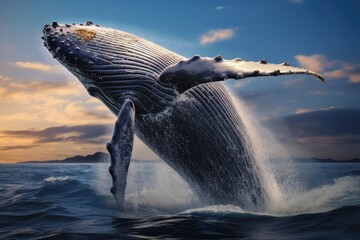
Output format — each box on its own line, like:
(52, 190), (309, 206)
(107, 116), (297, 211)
(159, 55), (324, 93)
(107, 99), (135, 211)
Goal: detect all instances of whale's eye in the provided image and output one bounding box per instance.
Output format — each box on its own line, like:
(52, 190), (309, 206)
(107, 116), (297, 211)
(74, 28), (96, 41)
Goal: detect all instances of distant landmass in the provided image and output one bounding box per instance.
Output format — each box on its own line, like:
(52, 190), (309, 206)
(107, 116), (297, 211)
(293, 157), (360, 163)
(20, 152), (110, 164)
(17, 152), (360, 164)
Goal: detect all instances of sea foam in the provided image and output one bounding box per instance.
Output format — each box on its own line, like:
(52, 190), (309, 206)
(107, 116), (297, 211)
(44, 176), (71, 183)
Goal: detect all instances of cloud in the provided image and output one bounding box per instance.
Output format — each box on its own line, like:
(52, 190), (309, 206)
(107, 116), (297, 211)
(1, 124), (111, 144)
(326, 63), (360, 84)
(0, 76), (80, 101)
(266, 107), (360, 159)
(0, 74), (118, 162)
(11, 61), (64, 73)
(0, 75), (114, 126)
(0, 75), (69, 91)
(283, 107), (360, 137)
(200, 28), (235, 45)
(0, 124), (159, 162)
(295, 108), (312, 114)
(215, 6), (226, 10)
(270, 106), (360, 143)
(294, 54), (360, 84)
(0, 73), (157, 162)
(0, 145), (34, 151)
(294, 54), (326, 72)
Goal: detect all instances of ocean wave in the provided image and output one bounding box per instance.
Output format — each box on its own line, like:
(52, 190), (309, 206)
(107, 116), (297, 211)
(347, 169), (360, 176)
(111, 205), (360, 240)
(1, 163), (359, 240)
(181, 204), (246, 214)
(43, 176), (71, 183)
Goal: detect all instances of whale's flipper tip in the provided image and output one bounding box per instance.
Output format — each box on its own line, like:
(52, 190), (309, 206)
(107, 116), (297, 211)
(159, 56), (325, 92)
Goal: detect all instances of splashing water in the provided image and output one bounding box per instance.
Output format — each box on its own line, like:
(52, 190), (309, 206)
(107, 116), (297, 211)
(273, 176), (360, 215)
(228, 93), (285, 210)
(228, 91), (310, 212)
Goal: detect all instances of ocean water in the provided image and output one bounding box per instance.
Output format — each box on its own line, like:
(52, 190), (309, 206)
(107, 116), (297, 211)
(0, 161), (359, 240)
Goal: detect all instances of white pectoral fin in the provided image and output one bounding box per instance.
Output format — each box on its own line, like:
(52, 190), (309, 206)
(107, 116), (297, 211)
(159, 55), (324, 92)
(107, 99), (135, 211)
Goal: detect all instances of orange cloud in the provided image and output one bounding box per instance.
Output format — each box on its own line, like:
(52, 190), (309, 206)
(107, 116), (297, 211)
(295, 108), (312, 114)
(0, 73), (158, 162)
(11, 61), (64, 73)
(326, 63), (360, 84)
(0, 74), (113, 134)
(294, 54), (360, 84)
(294, 54), (326, 72)
(0, 76), (81, 102)
(200, 28), (235, 45)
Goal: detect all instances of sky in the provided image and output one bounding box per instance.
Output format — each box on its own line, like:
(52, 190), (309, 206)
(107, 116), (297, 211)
(0, 0), (359, 162)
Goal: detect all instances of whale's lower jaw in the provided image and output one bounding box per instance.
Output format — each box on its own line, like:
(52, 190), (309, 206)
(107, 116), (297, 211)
(136, 82), (268, 211)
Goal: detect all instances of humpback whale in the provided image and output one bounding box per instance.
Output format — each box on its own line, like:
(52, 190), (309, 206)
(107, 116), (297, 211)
(42, 21), (323, 211)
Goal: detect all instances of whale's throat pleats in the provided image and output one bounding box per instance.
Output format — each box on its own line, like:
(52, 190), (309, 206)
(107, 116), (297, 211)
(81, 28), (184, 114)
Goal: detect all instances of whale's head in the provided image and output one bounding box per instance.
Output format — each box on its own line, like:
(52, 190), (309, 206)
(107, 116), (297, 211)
(43, 21), (181, 114)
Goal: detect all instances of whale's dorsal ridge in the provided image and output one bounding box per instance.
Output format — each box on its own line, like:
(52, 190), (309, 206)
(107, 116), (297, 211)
(159, 56), (325, 93)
